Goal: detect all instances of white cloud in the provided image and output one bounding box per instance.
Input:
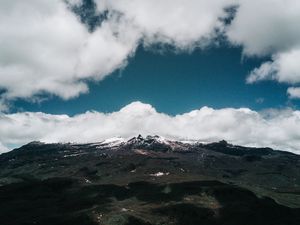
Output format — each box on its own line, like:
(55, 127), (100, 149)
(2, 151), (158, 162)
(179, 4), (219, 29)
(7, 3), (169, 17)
(247, 48), (300, 84)
(1, 0), (300, 105)
(0, 142), (9, 154)
(98, 0), (236, 49)
(0, 99), (9, 112)
(227, 0), (300, 56)
(287, 87), (300, 99)
(1, 102), (300, 154)
(226, 0), (300, 89)
(0, 0), (236, 105)
(0, 0), (139, 102)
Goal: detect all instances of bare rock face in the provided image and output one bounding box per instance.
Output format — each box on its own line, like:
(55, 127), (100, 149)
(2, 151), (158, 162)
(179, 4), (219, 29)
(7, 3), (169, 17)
(0, 135), (299, 225)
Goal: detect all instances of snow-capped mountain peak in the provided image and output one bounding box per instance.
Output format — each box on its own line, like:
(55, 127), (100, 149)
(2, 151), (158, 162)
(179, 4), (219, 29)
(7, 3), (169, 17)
(127, 135), (169, 145)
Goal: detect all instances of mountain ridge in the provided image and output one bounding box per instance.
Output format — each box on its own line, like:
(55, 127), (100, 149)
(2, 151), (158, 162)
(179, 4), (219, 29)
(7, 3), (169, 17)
(10, 134), (295, 156)
(2, 135), (298, 161)
(0, 134), (299, 225)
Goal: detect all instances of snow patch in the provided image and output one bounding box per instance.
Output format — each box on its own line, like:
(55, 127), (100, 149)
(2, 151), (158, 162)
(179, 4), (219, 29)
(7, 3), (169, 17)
(150, 172), (170, 177)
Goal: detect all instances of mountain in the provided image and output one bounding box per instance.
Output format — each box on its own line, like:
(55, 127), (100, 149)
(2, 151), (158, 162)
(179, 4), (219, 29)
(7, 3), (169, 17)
(0, 135), (299, 225)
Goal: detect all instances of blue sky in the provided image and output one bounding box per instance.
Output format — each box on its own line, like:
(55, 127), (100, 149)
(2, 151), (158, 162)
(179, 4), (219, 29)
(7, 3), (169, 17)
(1, 0), (300, 153)
(13, 45), (293, 115)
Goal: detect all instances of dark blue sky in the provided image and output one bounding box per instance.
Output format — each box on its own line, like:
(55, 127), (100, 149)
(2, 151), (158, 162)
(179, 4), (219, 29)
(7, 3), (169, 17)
(13, 45), (297, 115)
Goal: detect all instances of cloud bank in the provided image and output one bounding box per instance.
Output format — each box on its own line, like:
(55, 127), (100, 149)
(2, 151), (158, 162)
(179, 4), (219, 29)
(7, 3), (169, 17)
(1, 102), (300, 154)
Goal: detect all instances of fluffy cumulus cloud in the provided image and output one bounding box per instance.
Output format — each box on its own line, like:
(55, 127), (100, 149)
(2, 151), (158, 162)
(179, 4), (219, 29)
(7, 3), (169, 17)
(226, 0), (300, 96)
(1, 102), (300, 154)
(227, 0), (300, 56)
(287, 87), (300, 99)
(97, 0), (235, 49)
(0, 0), (139, 102)
(246, 49), (300, 84)
(0, 0), (235, 106)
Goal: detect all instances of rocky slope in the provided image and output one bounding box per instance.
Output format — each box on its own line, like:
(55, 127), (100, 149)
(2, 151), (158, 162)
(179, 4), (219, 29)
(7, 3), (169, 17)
(0, 135), (299, 225)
